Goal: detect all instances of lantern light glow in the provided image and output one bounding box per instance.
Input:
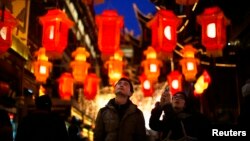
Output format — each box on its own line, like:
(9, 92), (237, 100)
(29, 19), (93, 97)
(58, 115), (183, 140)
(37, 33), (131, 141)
(207, 23), (216, 38)
(171, 80), (179, 89)
(143, 80), (151, 89)
(164, 26), (171, 40)
(0, 27), (7, 40)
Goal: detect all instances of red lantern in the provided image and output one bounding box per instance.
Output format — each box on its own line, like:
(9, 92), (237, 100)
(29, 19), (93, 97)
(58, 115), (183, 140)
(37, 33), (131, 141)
(95, 10), (124, 61)
(147, 9), (181, 59)
(70, 47), (90, 84)
(179, 45), (199, 82)
(39, 9), (74, 59)
(84, 73), (100, 100)
(139, 73), (154, 97)
(167, 70), (182, 95)
(104, 50), (124, 85)
(57, 73), (74, 100)
(141, 46), (162, 82)
(197, 6), (230, 57)
(0, 10), (18, 54)
(33, 48), (52, 83)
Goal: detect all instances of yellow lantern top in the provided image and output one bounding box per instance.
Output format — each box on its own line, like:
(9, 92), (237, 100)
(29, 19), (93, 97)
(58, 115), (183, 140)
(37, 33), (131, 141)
(143, 46), (157, 59)
(72, 47), (90, 61)
(181, 45), (197, 58)
(35, 47), (49, 61)
(114, 49), (123, 61)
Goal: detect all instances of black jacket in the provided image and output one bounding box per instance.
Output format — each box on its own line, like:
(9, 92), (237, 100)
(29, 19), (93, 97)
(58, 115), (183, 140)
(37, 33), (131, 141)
(149, 102), (211, 141)
(94, 98), (146, 141)
(15, 110), (69, 141)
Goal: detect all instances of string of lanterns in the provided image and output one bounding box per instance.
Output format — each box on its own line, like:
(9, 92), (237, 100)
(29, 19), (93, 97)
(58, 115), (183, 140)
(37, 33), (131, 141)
(95, 1), (230, 97)
(33, 9), (100, 100)
(0, 2), (232, 101)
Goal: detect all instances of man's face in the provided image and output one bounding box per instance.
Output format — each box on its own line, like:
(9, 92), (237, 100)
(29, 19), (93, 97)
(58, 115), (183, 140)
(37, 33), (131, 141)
(172, 93), (186, 112)
(114, 80), (132, 97)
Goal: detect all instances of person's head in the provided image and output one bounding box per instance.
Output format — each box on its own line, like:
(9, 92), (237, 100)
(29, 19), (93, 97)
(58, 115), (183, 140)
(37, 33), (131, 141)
(172, 91), (187, 113)
(242, 79), (250, 97)
(35, 94), (52, 111)
(114, 77), (134, 97)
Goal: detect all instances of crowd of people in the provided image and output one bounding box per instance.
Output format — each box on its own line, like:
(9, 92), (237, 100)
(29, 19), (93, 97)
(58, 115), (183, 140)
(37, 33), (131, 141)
(0, 77), (249, 141)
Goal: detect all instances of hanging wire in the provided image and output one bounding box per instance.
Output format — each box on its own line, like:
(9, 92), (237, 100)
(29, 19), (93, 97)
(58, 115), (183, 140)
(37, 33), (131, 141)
(177, 0), (199, 33)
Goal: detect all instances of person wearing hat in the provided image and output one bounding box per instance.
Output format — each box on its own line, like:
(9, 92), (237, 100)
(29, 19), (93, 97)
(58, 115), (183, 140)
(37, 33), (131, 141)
(94, 77), (146, 141)
(149, 91), (211, 141)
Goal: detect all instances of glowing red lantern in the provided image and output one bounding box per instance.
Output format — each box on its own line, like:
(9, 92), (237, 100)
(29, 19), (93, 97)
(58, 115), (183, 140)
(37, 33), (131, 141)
(33, 48), (52, 83)
(167, 70), (183, 95)
(0, 10), (18, 54)
(139, 73), (154, 97)
(84, 73), (100, 100)
(179, 45), (199, 82)
(147, 9), (181, 59)
(70, 47), (90, 84)
(58, 73), (74, 100)
(39, 9), (74, 59)
(95, 10), (124, 61)
(197, 6), (230, 57)
(141, 46), (162, 82)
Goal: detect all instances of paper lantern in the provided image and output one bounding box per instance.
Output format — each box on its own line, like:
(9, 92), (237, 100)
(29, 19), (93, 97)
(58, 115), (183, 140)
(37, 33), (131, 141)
(179, 45), (199, 82)
(33, 48), (52, 83)
(84, 73), (100, 100)
(0, 10), (18, 54)
(58, 73), (74, 100)
(70, 47), (90, 83)
(141, 46), (162, 82)
(95, 10), (124, 61)
(104, 50), (124, 85)
(197, 6), (230, 57)
(167, 70), (183, 95)
(147, 9), (181, 59)
(194, 70), (211, 95)
(39, 9), (74, 59)
(139, 73), (154, 97)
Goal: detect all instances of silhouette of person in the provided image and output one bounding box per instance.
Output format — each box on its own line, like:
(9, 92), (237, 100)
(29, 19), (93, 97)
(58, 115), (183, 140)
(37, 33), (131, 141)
(238, 79), (250, 134)
(0, 109), (13, 141)
(15, 94), (69, 141)
(68, 116), (82, 141)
